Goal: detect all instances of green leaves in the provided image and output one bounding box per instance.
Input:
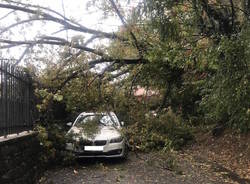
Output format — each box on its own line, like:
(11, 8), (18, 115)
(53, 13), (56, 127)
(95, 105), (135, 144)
(200, 35), (250, 132)
(53, 94), (63, 102)
(125, 108), (194, 151)
(35, 89), (64, 113)
(77, 117), (101, 139)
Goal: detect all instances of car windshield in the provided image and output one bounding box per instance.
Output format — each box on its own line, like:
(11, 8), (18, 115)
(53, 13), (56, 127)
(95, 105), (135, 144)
(74, 114), (118, 127)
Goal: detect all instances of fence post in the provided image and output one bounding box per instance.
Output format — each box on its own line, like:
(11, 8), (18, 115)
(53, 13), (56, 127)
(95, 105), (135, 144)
(0, 60), (4, 136)
(4, 62), (8, 138)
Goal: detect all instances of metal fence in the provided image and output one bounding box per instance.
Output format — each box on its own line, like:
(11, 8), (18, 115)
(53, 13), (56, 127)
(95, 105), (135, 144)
(0, 59), (35, 137)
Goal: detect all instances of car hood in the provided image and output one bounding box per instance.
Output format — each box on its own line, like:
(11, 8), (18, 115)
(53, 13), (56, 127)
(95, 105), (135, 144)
(68, 125), (121, 141)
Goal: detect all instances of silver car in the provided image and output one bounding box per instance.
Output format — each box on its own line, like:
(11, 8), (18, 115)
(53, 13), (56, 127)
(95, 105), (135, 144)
(65, 112), (127, 158)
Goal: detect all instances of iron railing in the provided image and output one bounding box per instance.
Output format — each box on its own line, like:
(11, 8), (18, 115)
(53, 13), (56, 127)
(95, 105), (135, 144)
(0, 59), (34, 137)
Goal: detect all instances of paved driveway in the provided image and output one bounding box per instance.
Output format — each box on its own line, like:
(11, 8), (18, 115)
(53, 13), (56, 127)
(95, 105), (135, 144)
(38, 152), (228, 184)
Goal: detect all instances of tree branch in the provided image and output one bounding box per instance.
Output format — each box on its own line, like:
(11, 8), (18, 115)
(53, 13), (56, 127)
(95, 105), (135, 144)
(2, 0), (87, 29)
(56, 58), (147, 90)
(13, 45), (33, 67)
(229, 0), (235, 32)
(0, 38), (104, 56)
(87, 62), (117, 87)
(83, 35), (101, 46)
(0, 18), (45, 35)
(88, 58), (147, 67)
(0, 3), (125, 40)
(109, 0), (143, 57)
(199, 0), (232, 35)
(106, 68), (130, 81)
(0, 9), (16, 21)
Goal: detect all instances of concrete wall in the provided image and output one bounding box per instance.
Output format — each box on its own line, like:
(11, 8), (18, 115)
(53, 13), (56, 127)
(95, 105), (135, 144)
(0, 132), (42, 184)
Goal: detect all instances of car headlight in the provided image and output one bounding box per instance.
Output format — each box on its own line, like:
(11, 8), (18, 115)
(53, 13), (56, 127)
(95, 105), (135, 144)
(110, 136), (123, 143)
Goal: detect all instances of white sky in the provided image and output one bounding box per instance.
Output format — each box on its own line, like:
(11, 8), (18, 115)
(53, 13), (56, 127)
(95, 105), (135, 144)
(0, 0), (140, 63)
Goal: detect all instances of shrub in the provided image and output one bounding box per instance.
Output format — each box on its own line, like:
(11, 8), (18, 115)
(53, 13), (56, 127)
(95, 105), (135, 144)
(125, 108), (194, 151)
(200, 36), (250, 132)
(36, 124), (75, 166)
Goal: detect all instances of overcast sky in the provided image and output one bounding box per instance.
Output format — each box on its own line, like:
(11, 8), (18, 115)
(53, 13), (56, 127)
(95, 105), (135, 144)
(0, 0), (140, 62)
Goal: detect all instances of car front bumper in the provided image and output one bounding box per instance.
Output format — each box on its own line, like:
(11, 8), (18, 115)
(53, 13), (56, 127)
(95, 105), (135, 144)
(65, 140), (126, 158)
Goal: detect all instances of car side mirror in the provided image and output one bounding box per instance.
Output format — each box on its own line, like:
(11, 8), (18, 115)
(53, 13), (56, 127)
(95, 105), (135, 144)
(66, 122), (73, 127)
(120, 121), (124, 126)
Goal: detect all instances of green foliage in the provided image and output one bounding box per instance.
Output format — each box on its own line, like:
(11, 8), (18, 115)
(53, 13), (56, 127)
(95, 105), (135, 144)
(35, 88), (68, 127)
(200, 35), (250, 132)
(36, 124), (74, 165)
(125, 108), (194, 151)
(132, 0), (250, 133)
(62, 77), (102, 114)
(77, 117), (101, 139)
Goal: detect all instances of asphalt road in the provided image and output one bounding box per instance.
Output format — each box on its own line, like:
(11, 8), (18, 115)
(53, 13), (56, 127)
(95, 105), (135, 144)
(38, 152), (230, 184)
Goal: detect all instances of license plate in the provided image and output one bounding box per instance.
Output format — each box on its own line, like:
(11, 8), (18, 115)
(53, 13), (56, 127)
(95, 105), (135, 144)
(84, 146), (104, 151)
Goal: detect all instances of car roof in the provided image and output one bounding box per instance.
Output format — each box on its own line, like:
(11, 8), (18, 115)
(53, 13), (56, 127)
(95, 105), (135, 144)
(78, 112), (116, 117)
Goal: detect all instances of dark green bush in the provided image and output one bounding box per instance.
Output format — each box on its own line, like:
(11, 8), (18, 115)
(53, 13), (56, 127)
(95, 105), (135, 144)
(36, 124), (75, 166)
(200, 36), (250, 132)
(125, 108), (194, 151)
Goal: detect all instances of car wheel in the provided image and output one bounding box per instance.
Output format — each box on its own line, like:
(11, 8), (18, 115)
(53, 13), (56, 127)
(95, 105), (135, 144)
(121, 144), (129, 160)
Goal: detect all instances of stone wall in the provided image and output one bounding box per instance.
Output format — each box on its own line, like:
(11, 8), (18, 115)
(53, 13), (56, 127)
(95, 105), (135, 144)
(0, 132), (42, 184)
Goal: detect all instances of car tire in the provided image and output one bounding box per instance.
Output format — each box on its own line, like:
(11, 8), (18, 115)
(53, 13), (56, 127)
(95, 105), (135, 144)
(121, 144), (129, 160)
